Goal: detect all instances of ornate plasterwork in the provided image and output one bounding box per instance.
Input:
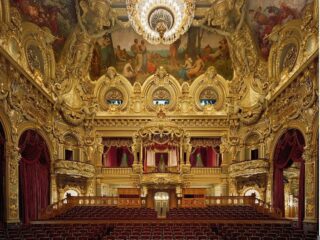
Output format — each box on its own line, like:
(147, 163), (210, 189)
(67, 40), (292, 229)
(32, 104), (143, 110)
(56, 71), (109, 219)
(53, 0), (118, 126)
(96, 67), (132, 112)
(191, 66), (227, 112)
(0, 7), (23, 64)
(268, 21), (302, 86)
(21, 22), (55, 90)
(228, 160), (269, 178)
(267, 59), (318, 128)
(55, 160), (95, 178)
(94, 117), (229, 130)
(143, 67), (180, 112)
(139, 173), (184, 188)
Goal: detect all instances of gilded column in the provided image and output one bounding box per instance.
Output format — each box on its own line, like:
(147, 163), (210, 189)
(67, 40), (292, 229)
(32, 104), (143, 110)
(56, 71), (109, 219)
(87, 177), (96, 196)
(179, 139), (183, 166)
(7, 145), (20, 223)
(50, 173), (58, 203)
(303, 146), (316, 222)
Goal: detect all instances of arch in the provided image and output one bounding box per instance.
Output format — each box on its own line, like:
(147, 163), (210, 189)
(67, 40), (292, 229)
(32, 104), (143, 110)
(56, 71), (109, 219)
(244, 188), (261, 200)
(244, 132), (261, 160)
(63, 189), (79, 198)
(272, 128), (305, 226)
(0, 121), (5, 223)
(18, 129), (51, 223)
(0, 110), (12, 223)
(17, 123), (54, 163)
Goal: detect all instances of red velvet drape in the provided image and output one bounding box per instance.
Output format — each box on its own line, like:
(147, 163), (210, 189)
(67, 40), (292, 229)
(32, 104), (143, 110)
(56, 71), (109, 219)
(190, 147), (218, 167)
(103, 146), (134, 167)
(273, 129), (305, 227)
(19, 130), (50, 224)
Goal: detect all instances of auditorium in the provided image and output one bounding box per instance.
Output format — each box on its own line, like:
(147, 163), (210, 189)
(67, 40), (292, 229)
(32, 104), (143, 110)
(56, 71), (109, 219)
(0, 0), (319, 239)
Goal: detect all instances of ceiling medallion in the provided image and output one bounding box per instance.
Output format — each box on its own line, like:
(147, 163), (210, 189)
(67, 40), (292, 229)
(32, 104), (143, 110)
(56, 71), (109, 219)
(126, 0), (195, 45)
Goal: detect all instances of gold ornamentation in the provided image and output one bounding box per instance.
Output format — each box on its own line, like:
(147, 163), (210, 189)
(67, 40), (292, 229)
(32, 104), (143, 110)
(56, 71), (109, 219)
(54, 160), (96, 178)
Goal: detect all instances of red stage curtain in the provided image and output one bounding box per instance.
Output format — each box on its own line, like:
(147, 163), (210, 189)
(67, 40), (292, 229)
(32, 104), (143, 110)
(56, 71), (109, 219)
(273, 129), (305, 227)
(19, 130), (50, 224)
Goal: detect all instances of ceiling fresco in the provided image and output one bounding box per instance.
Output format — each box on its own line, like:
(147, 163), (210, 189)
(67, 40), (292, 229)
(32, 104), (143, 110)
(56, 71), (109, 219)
(10, 0), (312, 84)
(247, 0), (313, 59)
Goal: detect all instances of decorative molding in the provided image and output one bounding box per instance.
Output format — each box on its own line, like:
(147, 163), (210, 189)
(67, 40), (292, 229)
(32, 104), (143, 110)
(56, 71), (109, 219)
(55, 160), (96, 178)
(229, 160), (269, 178)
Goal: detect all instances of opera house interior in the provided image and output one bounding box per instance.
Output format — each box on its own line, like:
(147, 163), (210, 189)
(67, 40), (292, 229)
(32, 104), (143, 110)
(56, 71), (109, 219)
(0, 0), (319, 239)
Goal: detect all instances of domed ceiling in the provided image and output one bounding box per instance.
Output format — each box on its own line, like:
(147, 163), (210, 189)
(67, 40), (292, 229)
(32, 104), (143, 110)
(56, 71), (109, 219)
(10, 0), (311, 84)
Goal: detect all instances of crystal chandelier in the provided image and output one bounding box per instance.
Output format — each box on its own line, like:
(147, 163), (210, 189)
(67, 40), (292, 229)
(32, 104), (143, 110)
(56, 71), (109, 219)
(126, 0), (195, 45)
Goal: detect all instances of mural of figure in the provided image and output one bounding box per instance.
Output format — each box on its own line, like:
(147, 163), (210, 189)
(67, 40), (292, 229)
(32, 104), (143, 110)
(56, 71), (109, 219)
(206, 0), (258, 75)
(130, 39), (143, 73)
(97, 34), (115, 71)
(122, 58), (136, 83)
(170, 38), (181, 68)
(140, 40), (147, 72)
(179, 53), (193, 80)
(59, 0), (115, 77)
(187, 54), (205, 79)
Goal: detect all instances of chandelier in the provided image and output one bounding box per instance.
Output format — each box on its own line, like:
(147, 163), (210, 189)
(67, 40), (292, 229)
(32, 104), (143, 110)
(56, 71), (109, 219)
(126, 0), (195, 45)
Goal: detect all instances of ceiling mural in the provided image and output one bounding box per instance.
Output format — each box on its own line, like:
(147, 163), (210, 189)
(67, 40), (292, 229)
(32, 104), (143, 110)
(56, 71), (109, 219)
(247, 0), (312, 59)
(10, 0), (312, 83)
(10, 0), (77, 59)
(90, 27), (233, 83)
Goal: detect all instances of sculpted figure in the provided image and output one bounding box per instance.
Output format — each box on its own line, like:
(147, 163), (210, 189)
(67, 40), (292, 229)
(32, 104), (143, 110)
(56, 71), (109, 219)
(204, 0), (258, 75)
(59, 0), (115, 77)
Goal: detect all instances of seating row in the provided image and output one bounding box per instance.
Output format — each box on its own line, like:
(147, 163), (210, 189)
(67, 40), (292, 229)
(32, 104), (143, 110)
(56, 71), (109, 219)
(1, 223), (316, 240)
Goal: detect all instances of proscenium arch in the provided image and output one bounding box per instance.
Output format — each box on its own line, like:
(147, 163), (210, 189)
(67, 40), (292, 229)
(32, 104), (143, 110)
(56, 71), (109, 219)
(18, 128), (52, 223)
(271, 128), (305, 225)
(269, 123), (309, 175)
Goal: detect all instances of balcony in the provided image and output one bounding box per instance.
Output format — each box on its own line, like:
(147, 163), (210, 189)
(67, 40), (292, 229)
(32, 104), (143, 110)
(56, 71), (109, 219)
(101, 167), (133, 176)
(228, 159), (269, 178)
(191, 167), (222, 175)
(54, 160), (95, 178)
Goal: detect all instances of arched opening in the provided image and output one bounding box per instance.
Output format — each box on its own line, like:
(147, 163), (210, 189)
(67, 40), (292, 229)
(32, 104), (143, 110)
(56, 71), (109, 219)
(19, 130), (51, 223)
(273, 129), (305, 226)
(154, 192), (169, 218)
(244, 188), (261, 200)
(0, 122), (6, 224)
(63, 189), (79, 198)
(64, 133), (80, 161)
(244, 133), (260, 160)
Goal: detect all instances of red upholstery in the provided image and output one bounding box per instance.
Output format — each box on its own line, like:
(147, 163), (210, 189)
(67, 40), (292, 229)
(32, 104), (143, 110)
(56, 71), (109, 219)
(53, 206), (157, 220)
(167, 206), (273, 220)
(3, 223), (317, 240)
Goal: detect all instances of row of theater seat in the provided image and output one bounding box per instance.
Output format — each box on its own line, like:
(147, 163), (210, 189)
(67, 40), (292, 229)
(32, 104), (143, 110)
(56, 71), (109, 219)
(167, 206), (273, 220)
(4, 224), (111, 240)
(1, 223), (317, 240)
(54, 206), (157, 220)
(53, 205), (272, 220)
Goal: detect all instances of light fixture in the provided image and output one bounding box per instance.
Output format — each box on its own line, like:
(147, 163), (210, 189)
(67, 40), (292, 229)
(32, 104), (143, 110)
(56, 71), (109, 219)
(126, 0), (195, 45)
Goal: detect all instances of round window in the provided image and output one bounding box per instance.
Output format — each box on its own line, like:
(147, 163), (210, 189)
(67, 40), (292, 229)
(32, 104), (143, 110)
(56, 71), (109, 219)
(199, 88), (217, 106)
(152, 88), (171, 106)
(105, 88), (124, 106)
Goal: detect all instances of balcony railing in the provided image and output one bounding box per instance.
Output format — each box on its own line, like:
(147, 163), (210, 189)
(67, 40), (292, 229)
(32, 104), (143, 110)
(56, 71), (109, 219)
(191, 167), (222, 175)
(102, 167), (133, 175)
